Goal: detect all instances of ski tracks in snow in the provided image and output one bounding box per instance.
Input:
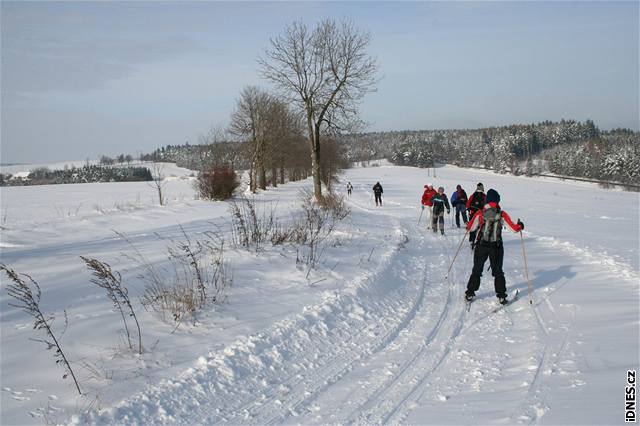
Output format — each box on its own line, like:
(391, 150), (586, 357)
(76, 189), (617, 425)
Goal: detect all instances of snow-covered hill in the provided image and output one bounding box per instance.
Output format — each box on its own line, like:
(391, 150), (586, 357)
(1, 164), (638, 425)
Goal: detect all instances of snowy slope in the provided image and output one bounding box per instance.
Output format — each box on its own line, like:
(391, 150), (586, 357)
(1, 164), (638, 425)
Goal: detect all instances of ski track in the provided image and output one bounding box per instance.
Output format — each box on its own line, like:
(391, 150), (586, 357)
(76, 181), (630, 426)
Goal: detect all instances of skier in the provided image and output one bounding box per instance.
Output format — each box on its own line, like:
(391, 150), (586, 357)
(466, 183), (486, 249)
(430, 186), (451, 235)
(464, 189), (525, 305)
(373, 182), (383, 206)
(450, 184), (468, 228)
(421, 184), (437, 225)
(347, 182), (353, 196)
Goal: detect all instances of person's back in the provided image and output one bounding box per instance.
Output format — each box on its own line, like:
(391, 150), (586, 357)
(467, 183), (485, 213)
(466, 183), (486, 247)
(465, 189), (524, 304)
(373, 182), (383, 206)
(453, 184), (469, 228)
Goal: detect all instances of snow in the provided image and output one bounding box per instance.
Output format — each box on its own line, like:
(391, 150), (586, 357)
(1, 163), (638, 425)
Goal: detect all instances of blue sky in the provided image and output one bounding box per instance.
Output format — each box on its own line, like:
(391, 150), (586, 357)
(1, 1), (638, 163)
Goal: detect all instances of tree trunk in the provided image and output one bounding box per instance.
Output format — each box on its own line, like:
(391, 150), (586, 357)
(259, 163), (267, 190)
(311, 127), (322, 200)
(249, 161), (256, 193)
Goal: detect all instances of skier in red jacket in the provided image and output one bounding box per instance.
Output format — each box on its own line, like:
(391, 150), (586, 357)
(421, 184), (437, 226)
(464, 189), (524, 305)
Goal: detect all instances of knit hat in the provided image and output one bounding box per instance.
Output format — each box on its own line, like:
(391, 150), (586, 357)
(476, 182), (484, 191)
(486, 188), (500, 204)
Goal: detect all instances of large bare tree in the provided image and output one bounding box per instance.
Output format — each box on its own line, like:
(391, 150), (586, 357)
(260, 19), (378, 199)
(229, 86), (272, 192)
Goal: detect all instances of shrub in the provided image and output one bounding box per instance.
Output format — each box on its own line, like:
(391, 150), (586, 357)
(129, 229), (232, 324)
(228, 197), (279, 250)
(197, 166), (239, 200)
(317, 191), (351, 221)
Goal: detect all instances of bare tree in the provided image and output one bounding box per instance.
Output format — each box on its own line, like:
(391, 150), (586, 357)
(260, 19), (378, 199)
(263, 97), (306, 188)
(149, 163), (167, 205)
(229, 86), (273, 192)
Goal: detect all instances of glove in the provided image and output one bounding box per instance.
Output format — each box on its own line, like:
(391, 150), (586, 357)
(421, 205), (425, 210)
(447, 210), (450, 214)
(517, 219), (524, 230)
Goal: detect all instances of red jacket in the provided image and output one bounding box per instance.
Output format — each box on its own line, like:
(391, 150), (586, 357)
(421, 188), (437, 206)
(466, 202), (523, 233)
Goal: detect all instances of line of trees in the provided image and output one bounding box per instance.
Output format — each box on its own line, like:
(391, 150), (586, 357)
(0, 164), (153, 186)
(339, 119), (639, 186)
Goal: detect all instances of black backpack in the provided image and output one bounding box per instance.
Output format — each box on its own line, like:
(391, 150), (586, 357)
(480, 206), (503, 243)
(469, 191), (484, 212)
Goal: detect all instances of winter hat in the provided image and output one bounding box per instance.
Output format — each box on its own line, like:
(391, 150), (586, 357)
(476, 182), (484, 191)
(485, 188), (500, 204)
(456, 184), (461, 190)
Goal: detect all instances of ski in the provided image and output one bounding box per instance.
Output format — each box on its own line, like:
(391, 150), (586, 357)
(491, 289), (520, 313)
(464, 295), (475, 312)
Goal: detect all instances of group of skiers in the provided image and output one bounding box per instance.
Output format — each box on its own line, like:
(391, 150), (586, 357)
(347, 182), (524, 304)
(348, 179), (526, 305)
(421, 182), (525, 305)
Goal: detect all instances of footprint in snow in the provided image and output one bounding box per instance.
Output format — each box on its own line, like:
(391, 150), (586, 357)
(12, 395), (29, 401)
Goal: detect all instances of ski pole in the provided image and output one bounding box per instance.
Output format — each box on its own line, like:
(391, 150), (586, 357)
(417, 207), (424, 225)
(519, 230), (534, 304)
(444, 228), (469, 281)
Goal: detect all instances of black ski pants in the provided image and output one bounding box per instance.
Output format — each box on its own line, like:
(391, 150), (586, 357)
(466, 241), (507, 298)
(374, 193), (382, 205)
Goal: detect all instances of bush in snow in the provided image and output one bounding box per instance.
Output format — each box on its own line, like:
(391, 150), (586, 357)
(196, 166), (239, 200)
(1, 265), (82, 395)
(130, 230), (232, 324)
(228, 197), (279, 251)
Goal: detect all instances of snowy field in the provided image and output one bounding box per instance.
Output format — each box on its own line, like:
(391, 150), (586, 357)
(1, 163), (638, 425)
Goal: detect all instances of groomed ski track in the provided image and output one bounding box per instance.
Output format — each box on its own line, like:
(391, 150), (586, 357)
(80, 167), (638, 425)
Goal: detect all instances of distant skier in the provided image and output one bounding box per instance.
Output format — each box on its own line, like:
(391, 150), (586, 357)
(466, 183), (486, 249)
(347, 182), (353, 196)
(464, 189), (524, 305)
(421, 184), (437, 225)
(373, 182), (383, 206)
(430, 186), (450, 235)
(450, 184), (468, 228)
